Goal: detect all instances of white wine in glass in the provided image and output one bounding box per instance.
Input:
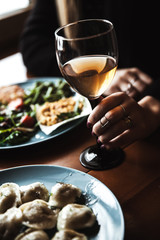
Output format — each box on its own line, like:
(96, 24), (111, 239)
(61, 55), (117, 99)
(55, 19), (124, 170)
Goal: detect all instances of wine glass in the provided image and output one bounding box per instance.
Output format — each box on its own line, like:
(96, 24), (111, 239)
(55, 19), (124, 170)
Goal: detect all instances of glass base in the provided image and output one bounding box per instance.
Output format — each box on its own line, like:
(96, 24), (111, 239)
(80, 144), (124, 170)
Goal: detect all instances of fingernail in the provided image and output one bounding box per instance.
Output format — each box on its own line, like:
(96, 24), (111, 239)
(97, 138), (101, 144)
(87, 121), (92, 128)
(92, 131), (97, 137)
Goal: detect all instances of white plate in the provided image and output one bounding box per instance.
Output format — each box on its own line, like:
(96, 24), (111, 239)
(0, 165), (124, 240)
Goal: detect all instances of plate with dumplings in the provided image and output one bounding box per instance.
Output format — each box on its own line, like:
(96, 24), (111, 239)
(0, 165), (124, 240)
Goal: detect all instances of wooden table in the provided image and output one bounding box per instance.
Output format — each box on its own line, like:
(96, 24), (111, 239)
(0, 54), (160, 240)
(0, 120), (160, 240)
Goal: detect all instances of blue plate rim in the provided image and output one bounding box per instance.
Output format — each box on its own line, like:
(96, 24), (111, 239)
(0, 164), (125, 239)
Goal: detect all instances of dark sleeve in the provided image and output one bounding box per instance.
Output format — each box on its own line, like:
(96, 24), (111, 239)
(19, 0), (61, 77)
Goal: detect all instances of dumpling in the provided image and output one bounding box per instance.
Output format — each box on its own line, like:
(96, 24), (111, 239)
(0, 182), (21, 213)
(20, 199), (58, 229)
(0, 207), (23, 240)
(15, 228), (49, 240)
(52, 229), (87, 240)
(48, 183), (81, 208)
(57, 203), (96, 231)
(20, 182), (49, 203)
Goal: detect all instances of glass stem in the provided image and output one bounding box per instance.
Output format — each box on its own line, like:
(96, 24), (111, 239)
(89, 96), (103, 109)
(89, 96), (105, 150)
(96, 136), (102, 150)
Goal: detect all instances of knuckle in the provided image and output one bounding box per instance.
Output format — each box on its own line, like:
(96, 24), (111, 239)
(105, 110), (114, 121)
(118, 91), (128, 100)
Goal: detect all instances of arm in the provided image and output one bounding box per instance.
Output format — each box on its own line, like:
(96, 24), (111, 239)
(20, 0), (60, 77)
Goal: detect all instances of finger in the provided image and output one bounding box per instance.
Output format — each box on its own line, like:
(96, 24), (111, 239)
(92, 104), (129, 136)
(104, 129), (136, 149)
(116, 72), (131, 91)
(120, 68), (152, 95)
(132, 80), (146, 92)
(98, 118), (131, 144)
(124, 83), (137, 97)
(117, 71), (138, 96)
(103, 85), (121, 96)
(125, 77), (142, 98)
(127, 73), (148, 93)
(87, 92), (127, 125)
(129, 68), (153, 85)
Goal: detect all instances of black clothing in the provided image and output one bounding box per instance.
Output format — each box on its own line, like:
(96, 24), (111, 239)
(20, 0), (160, 80)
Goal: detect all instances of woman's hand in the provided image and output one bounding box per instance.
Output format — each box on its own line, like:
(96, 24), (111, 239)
(103, 68), (153, 99)
(87, 92), (160, 149)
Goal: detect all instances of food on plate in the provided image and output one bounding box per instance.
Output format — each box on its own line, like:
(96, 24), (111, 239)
(15, 228), (49, 240)
(23, 80), (73, 105)
(57, 203), (96, 231)
(52, 229), (87, 240)
(0, 183), (21, 213)
(20, 199), (58, 229)
(0, 100), (37, 146)
(48, 182), (81, 208)
(36, 97), (83, 126)
(0, 181), (98, 239)
(8, 98), (24, 110)
(0, 80), (84, 146)
(0, 207), (23, 240)
(20, 115), (35, 128)
(0, 85), (25, 104)
(20, 182), (49, 203)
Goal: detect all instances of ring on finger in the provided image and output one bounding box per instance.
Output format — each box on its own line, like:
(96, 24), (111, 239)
(125, 82), (133, 94)
(100, 115), (110, 128)
(130, 78), (138, 85)
(123, 116), (133, 129)
(120, 104), (127, 117)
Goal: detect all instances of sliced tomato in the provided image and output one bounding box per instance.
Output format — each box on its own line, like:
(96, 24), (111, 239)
(20, 115), (35, 128)
(8, 98), (24, 110)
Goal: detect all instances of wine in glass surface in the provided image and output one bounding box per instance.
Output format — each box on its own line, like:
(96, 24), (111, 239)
(62, 55), (117, 99)
(55, 19), (124, 170)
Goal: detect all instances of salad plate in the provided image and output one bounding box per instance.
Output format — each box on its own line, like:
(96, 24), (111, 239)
(0, 77), (89, 150)
(0, 165), (125, 240)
